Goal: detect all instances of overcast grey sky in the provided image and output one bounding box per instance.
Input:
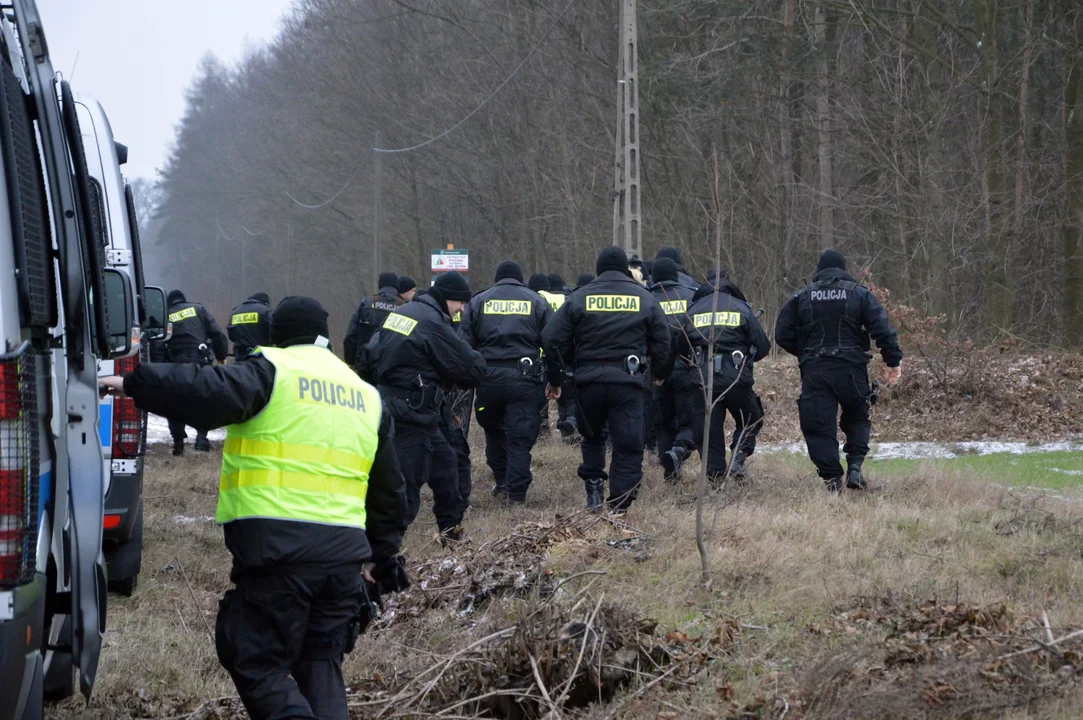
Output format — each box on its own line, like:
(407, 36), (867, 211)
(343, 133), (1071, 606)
(40, 0), (296, 181)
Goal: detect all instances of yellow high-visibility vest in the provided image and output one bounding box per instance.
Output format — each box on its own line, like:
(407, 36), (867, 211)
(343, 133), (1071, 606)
(539, 290), (565, 310)
(217, 345), (382, 528)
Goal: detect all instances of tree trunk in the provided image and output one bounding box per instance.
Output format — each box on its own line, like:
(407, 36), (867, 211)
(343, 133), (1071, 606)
(778, 0), (797, 292)
(814, 4), (834, 249)
(1013, 0), (1033, 239)
(1063, 7), (1083, 346)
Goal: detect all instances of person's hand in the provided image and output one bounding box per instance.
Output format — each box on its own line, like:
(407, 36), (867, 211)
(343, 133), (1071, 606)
(546, 384), (561, 400)
(884, 364), (902, 387)
(653, 378), (664, 387)
(98, 376), (127, 398)
(362, 562), (376, 584)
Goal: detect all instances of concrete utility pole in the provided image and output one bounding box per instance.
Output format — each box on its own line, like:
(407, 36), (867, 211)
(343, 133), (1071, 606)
(373, 129), (382, 293)
(612, 0), (642, 259)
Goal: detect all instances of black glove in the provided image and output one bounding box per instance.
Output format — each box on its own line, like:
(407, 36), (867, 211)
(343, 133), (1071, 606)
(373, 555), (411, 594)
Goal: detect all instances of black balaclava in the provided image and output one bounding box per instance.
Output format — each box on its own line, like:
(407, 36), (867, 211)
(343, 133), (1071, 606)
(494, 260), (524, 283)
(576, 273), (595, 287)
(595, 246), (631, 277)
(816, 249), (847, 273)
(528, 273), (550, 292)
(167, 289), (187, 306)
(429, 272), (472, 315)
(378, 271), (399, 290)
(656, 246), (683, 268)
(651, 257), (679, 283)
(397, 276), (416, 295)
(547, 273), (565, 292)
(271, 296), (330, 348)
(252, 292), (270, 305)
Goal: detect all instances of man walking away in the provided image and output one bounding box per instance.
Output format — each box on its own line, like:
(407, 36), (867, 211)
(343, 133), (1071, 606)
(227, 292), (272, 360)
(344, 272), (403, 366)
(462, 262), (552, 503)
(357, 272), (486, 539)
(100, 297), (409, 720)
(543, 248), (671, 514)
(679, 276), (771, 482)
(165, 289), (228, 454)
(774, 249), (903, 493)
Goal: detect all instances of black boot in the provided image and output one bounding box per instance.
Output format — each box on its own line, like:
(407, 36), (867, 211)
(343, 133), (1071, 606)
(171, 438), (184, 457)
(585, 478), (605, 512)
(729, 451), (748, 481)
(824, 476), (844, 494)
(557, 417), (577, 438)
(661, 446), (687, 482)
(846, 465), (868, 490)
(194, 436), (211, 453)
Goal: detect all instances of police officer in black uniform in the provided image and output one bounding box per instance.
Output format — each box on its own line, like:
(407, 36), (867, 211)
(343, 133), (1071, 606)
(678, 276), (771, 481)
(344, 271), (403, 366)
(544, 273), (577, 438)
(357, 271), (486, 538)
(397, 276), (417, 302)
(102, 297), (409, 720)
(445, 308), (474, 510)
(774, 250), (903, 492)
(655, 247), (699, 292)
(575, 273), (595, 290)
(165, 289), (229, 455)
(648, 258), (698, 480)
(461, 262), (553, 503)
(227, 292), (272, 359)
(543, 248), (671, 513)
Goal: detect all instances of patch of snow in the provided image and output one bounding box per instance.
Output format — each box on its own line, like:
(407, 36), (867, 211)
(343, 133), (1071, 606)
(146, 414), (226, 444)
(762, 440), (1083, 461)
(1048, 467), (1083, 476)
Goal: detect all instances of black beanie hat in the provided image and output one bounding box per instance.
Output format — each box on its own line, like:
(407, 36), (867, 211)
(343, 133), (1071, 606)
(547, 273), (565, 291)
(656, 246), (683, 267)
(431, 271), (472, 302)
(494, 260), (523, 283)
(651, 257), (679, 283)
(817, 249), (847, 272)
(378, 271), (399, 289)
(706, 268), (730, 284)
(396, 276), (416, 294)
(251, 292), (270, 305)
(271, 296), (330, 347)
(167, 289), (186, 306)
(596, 246), (630, 277)
(528, 273), (550, 292)
(576, 273), (595, 287)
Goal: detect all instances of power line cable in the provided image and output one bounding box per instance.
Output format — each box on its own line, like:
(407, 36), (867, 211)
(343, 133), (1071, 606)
(283, 0), (576, 209)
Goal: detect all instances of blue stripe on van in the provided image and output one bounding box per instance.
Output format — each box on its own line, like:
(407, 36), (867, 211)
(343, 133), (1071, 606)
(99, 401), (112, 449)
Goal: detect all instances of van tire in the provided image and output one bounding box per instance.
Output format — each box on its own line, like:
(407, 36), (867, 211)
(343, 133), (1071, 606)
(42, 616), (73, 701)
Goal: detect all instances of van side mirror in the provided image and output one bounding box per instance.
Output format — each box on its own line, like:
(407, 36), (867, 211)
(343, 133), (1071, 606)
(143, 285), (168, 342)
(103, 268), (133, 357)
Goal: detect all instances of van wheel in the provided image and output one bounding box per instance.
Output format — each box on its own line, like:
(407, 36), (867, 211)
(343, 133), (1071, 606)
(20, 653), (43, 720)
(107, 501), (142, 597)
(42, 616), (73, 701)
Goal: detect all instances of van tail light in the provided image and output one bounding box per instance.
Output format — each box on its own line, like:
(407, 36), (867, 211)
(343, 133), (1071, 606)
(112, 355), (146, 459)
(103, 514), (122, 530)
(0, 342), (39, 586)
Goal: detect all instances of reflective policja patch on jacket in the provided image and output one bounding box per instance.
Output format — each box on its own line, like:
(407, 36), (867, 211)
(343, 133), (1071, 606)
(693, 311), (742, 327)
(383, 313), (418, 336)
(297, 377), (368, 411)
(659, 300), (687, 315)
(483, 299), (532, 315)
(811, 289), (848, 301)
(168, 307), (197, 322)
(585, 295), (640, 312)
(231, 312), (260, 325)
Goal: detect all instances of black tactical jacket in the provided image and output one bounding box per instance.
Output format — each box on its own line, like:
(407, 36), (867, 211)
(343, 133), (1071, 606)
(774, 268), (903, 369)
(461, 278), (552, 381)
(651, 280), (698, 371)
(121, 345), (407, 576)
(357, 294), (486, 428)
(680, 290), (771, 388)
(344, 286), (404, 366)
(542, 270), (671, 387)
(165, 300), (228, 363)
(227, 296), (271, 359)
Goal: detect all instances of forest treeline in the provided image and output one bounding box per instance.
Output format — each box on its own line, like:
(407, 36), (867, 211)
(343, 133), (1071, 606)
(146, 0), (1083, 346)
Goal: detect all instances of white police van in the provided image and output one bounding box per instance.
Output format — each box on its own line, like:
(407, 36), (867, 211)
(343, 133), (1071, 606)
(0, 1), (143, 717)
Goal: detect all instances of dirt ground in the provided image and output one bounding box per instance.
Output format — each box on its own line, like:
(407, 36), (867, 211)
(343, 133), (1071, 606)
(48, 374), (1083, 720)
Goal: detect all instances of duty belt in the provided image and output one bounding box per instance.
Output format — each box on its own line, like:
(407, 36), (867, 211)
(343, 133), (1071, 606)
(579, 356), (646, 375)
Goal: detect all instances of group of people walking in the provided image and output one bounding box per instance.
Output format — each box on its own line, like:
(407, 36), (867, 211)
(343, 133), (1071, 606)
(101, 243), (902, 720)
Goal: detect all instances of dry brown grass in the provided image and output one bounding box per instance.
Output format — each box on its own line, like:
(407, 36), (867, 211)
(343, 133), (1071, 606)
(48, 430), (1083, 719)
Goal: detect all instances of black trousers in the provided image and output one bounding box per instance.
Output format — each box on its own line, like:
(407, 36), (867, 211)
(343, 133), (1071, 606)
(395, 422), (464, 532)
(446, 391), (473, 507)
(689, 380), (764, 477)
(654, 368), (699, 459)
(575, 382), (645, 510)
(474, 377), (544, 501)
(643, 381), (658, 452)
(215, 571), (364, 720)
(798, 365), (871, 479)
(168, 418), (207, 445)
